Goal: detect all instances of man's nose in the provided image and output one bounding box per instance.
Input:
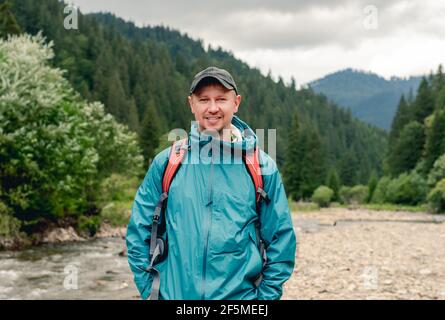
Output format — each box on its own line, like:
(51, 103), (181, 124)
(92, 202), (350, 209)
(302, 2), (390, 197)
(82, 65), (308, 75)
(208, 100), (219, 113)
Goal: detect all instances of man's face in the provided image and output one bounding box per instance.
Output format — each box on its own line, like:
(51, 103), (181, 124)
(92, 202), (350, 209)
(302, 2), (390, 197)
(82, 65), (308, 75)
(188, 83), (241, 133)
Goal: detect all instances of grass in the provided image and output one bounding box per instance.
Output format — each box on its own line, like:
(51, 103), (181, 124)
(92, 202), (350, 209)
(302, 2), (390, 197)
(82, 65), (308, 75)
(288, 199), (320, 213)
(359, 203), (430, 213)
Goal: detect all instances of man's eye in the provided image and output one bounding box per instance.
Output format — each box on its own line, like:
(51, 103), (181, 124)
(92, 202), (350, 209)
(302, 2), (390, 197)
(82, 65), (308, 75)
(199, 99), (209, 102)
(217, 98), (226, 102)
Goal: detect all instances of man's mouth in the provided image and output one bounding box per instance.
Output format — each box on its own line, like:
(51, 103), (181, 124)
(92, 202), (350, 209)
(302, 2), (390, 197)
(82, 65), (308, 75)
(204, 116), (222, 124)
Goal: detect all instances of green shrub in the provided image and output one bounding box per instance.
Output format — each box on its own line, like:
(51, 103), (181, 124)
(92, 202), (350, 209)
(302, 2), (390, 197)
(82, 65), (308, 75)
(371, 176), (391, 203)
(367, 172), (379, 203)
(427, 179), (445, 213)
(77, 215), (101, 236)
(0, 201), (21, 237)
(98, 174), (138, 203)
(311, 186), (334, 208)
(427, 154), (445, 188)
(340, 185), (369, 205)
(100, 202), (132, 227)
(0, 34), (143, 226)
(386, 172), (428, 205)
(339, 186), (351, 204)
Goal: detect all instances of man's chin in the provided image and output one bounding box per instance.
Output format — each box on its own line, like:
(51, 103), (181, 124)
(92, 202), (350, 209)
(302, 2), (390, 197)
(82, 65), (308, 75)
(198, 124), (228, 136)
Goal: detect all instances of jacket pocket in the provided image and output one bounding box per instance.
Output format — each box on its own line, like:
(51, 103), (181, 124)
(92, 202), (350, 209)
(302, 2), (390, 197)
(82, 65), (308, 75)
(247, 227), (264, 283)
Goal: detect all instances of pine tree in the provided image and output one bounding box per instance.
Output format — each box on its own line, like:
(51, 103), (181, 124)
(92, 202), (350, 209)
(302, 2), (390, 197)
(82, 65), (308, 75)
(284, 112), (303, 201)
(389, 95), (411, 143)
(339, 149), (358, 186)
(299, 128), (327, 199)
(387, 121), (425, 176)
(127, 97), (140, 132)
(412, 78), (435, 123)
(424, 110), (445, 174)
(105, 71), (128, 122)
(139, 102), (161, 168)
(0, 1), (21, 38)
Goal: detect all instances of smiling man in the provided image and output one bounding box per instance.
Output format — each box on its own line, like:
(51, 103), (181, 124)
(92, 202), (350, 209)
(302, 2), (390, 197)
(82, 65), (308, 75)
(126, 66), (296, 300)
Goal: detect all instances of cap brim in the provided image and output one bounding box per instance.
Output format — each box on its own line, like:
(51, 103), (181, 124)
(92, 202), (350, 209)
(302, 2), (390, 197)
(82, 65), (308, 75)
(190, 76), (236, 94)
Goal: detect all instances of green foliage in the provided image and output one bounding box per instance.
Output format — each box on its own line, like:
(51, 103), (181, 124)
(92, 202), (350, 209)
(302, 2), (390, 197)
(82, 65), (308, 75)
(387, 121), (425, 177)
(367, 171), (379, 203)
(386, 66), (445, 209)
(327, 170), (341, 202)
(412, 78), (435, 123)
(0, 1), (21, 38)
(77, 215), (101, 236)
(284, 112), (303, 200)
(371, 176), (391, 203)
(139, 103), (161, 168)
(427, 154), (445, 188)
(100, 202), (132, 227)
(9, 0), (387, 193)
(98, 174), (138, 203)
(427, 178), (445, 213)
(423, 110), (445, 174)
(311, 186), (334, 208)
(339, 185), (369, 205)
(0, 34), (143, 227)
(286, 124), (327, 200)
(288, 199), (320, 213)
(0, 200), (21, 236)
(386, 172), (428, 205)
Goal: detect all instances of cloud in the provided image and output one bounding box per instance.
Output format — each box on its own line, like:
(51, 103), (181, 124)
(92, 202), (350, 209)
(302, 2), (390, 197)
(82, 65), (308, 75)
(71, 0), (445, 84)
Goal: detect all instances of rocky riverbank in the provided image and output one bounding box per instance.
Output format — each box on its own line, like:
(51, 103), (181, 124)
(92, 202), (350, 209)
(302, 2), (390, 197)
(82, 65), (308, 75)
(283, 208), (445, 300)
(0, 223), (127, 251)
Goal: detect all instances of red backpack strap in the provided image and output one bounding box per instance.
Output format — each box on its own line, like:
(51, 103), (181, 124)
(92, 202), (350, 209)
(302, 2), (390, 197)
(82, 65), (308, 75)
(243, 147), (270, 288)
(243, 147), (269, 211)
(162, 138), (188, 193)
(147, 138), (189, 300)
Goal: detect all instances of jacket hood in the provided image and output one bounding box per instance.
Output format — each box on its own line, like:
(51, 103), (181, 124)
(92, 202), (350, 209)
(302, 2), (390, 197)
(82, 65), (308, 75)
(188, 115), (257, 154)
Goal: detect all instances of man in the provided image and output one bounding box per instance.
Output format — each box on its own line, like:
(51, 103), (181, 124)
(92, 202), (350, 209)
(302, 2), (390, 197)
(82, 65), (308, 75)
(126, 66), (296, 300)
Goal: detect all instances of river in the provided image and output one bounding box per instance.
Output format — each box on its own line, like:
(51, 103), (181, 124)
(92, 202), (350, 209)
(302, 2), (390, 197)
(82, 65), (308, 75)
(0, 237), (139, 300)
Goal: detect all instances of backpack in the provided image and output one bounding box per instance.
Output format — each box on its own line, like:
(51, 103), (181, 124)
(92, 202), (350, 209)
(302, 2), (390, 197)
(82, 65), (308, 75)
(145, 138), (270, 300)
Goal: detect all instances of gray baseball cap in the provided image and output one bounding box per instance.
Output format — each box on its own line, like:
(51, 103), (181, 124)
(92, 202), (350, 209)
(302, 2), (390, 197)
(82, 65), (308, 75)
(189, 66), (238, 95)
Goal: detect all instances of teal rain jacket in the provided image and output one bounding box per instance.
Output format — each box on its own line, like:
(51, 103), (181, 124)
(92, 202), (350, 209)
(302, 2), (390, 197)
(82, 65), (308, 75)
(126, 116), (296, 300)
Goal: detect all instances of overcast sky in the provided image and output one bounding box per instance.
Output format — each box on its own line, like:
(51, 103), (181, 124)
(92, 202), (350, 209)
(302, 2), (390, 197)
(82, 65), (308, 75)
(71, 0), (445, 86)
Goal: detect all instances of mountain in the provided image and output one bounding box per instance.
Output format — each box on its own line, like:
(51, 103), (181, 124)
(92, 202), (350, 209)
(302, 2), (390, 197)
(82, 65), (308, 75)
(309, 68), (422, 130)
(5, 0), (388, 188)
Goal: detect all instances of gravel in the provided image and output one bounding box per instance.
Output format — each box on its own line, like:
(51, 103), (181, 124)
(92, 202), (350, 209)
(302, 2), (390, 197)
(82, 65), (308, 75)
(282, 208), (445, 300)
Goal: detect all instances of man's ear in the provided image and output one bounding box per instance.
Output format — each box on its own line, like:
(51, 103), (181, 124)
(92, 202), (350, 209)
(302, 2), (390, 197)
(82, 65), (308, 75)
(188, 95), (195, 114)
(234, 94), (241, 113)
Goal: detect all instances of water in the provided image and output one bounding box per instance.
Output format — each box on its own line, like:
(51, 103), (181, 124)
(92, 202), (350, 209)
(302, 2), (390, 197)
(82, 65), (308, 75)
(0, 238), (140, 300)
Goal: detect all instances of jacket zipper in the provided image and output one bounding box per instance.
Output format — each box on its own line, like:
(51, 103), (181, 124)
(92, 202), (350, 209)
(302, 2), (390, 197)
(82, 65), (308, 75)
(201, 154), (214, 299)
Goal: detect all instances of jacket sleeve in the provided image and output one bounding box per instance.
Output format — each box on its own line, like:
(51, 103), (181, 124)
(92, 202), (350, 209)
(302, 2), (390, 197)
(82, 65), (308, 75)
(126, 149), (168, 300)
(257, 152), (297, 300)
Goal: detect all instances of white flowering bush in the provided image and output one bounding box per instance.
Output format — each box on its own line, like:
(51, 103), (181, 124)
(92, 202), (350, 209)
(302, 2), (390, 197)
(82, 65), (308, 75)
(0, 33), (143, 228)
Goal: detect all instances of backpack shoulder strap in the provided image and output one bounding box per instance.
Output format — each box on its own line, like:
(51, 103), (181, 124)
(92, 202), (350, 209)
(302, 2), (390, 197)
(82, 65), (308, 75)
(243, 147), (270, 211)
(243, 147), (270, 288)
(147, 137), (189, 300)
(162, 138), (188, 193)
